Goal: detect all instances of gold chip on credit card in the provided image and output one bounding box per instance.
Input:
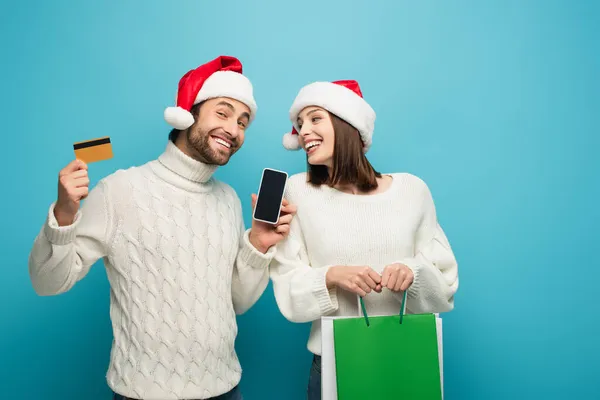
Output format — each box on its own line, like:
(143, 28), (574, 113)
(73, 137), (113, 163)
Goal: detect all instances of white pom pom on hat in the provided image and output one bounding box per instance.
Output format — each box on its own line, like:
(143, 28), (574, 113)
(282, 129), (301, 150)
(164, 55), (257, 130)
(164, 106), (195, 130)
(283, 79), (376, 152)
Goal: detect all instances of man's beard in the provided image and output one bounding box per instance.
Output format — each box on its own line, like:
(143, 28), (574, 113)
(186, 126), (237, 166)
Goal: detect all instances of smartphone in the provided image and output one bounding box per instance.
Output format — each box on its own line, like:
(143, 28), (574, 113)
(252, 168), (288, 225)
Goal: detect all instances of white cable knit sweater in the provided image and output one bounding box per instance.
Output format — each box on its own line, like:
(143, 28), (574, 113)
(270, 172), (459, 355)
(28, 141), (274, 400)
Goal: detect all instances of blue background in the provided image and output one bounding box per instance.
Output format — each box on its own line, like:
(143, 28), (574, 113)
(2, 1), (599, 399)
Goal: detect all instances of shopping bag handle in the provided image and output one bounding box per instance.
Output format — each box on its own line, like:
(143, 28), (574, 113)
(359, 290), (407, 327)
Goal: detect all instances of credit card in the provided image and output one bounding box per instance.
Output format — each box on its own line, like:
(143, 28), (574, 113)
(73, 137), (113, 163)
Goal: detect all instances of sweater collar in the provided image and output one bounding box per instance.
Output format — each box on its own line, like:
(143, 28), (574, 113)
(157, 141), (218, 183)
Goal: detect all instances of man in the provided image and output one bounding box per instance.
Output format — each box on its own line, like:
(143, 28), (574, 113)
(28, 56), (294, 400)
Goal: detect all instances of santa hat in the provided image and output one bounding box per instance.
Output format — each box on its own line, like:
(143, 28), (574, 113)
(164, 55), (257, 130)
(282, 79), (376, 152)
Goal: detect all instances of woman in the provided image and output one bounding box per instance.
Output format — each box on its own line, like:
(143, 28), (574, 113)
(270, 79), (459, 399)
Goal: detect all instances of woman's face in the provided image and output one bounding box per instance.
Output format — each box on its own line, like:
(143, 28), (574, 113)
(297, 106), (335, 167)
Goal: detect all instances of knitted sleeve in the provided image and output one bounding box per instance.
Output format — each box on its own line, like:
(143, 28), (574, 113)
(393, 180), (459, 313)
(231, 197), (274, 315)
(269, 216), (339, 323)
(28, 180), (113, 296)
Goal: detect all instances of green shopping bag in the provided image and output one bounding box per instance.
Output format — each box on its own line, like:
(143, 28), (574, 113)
(332, 291), (443, 400)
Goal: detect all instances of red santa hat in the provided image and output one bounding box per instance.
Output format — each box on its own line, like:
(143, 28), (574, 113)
(164, 55), (257, 130)
(282, 79), (376, 152)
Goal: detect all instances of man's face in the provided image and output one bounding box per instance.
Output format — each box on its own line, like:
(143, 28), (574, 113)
(184, 97), (251, 165)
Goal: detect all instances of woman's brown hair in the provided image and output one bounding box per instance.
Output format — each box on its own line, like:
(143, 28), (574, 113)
(308, 112), (381, 192)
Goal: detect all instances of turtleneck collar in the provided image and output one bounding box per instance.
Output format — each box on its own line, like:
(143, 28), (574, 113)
(157, 140), (218, 184)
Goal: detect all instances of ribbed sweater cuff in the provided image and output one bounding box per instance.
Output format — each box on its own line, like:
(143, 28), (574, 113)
(398, 258), (422, 298)
(312, 267), (339, 315)
(238, 229), (276, 269)
(43, 203), (80, 245)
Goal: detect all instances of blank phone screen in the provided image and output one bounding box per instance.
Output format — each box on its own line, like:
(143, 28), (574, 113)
(253, 169), (288, 224)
